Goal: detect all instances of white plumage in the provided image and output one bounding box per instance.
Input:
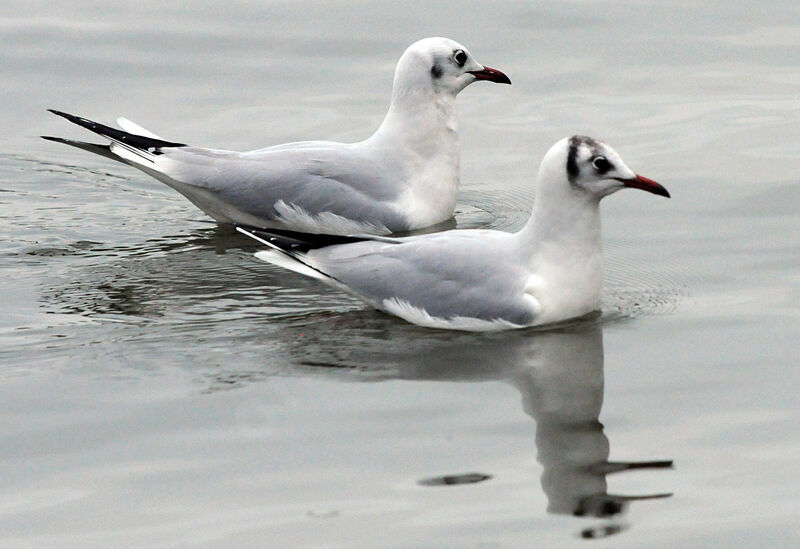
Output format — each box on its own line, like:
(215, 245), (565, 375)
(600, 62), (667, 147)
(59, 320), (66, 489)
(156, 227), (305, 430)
(239, 136), (670, 331)
(43, 37), (510, 235)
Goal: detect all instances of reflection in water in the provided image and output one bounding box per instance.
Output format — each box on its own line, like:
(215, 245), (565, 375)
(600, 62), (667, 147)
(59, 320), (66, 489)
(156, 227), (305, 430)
(36, 224), (359, 322)
(272, 317), (673, 538)
(25, 212), (675, 538)
(508, 329), (672, 537)
(418, 472), (492, 486)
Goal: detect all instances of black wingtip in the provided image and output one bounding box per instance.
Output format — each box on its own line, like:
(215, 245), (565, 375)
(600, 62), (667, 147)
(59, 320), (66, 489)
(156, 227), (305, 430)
(235, 224), (382, 253)
(40, 135), (120, 162)
(47, 108), (100, 132)
(46, 108), (187, 151)
(47, 109), (79, 122)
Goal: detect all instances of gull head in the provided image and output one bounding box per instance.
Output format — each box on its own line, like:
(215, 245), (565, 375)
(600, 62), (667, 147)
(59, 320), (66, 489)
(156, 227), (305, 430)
(540, 136), (670, 200)
(393, 37), (511, 97)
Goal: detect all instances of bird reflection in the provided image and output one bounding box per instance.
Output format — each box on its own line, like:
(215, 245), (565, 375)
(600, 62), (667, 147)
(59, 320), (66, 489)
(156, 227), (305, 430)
(507, 328), (671, 528)
(271, 315), (672, 536)
(37, 222), (672, 536)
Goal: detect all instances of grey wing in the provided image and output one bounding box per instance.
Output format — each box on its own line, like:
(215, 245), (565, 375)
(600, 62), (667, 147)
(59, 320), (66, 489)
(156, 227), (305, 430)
(310, 231), (541, 327)
(151, 143), (409, 233)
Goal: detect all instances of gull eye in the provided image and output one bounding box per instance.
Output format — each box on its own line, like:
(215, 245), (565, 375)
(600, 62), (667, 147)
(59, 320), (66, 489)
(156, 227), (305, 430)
(453, 49), (468, 67)
(591, 155), (611, 174)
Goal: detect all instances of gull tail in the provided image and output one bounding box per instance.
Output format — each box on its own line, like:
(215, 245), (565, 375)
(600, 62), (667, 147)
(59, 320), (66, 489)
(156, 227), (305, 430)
(42, 109), (186, 167)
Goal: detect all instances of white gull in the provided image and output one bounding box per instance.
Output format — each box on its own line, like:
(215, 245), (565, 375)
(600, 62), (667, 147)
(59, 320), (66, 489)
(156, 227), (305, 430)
(237, 136), (670, 331)
(42, 37), (510, 235)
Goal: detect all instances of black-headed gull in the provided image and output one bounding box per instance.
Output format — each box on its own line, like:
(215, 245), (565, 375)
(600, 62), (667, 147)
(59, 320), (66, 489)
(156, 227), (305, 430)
(42, 37), (510, 235)
(237, 136), (670, 331)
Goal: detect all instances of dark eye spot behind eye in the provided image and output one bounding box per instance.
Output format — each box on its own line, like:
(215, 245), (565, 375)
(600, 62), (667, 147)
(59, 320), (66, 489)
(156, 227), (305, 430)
(431, 62), (443, 79)
(454, 49), (467, 67)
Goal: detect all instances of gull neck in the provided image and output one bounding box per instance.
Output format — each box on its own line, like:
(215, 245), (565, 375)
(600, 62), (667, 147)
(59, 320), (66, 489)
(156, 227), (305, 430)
(515, 167), (605, 321)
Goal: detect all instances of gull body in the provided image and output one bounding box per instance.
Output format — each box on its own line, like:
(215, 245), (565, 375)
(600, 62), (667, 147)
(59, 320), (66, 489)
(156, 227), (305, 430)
(43, 37), (510, 235)
(239, 136), (670, 331)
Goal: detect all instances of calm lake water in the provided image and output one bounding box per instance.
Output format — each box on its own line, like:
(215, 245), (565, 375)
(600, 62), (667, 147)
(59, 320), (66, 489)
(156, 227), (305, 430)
(2, 1), (799, 547)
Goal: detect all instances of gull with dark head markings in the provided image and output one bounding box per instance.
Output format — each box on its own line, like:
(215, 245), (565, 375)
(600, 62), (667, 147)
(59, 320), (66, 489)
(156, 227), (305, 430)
(238, 136), (670, 331)
(42, 37), (510, 235)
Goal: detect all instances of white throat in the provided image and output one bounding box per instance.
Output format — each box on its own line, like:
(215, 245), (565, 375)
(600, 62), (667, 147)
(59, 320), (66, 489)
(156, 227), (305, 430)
(373, 83), (459, 146)
(363, 80), (460, 229)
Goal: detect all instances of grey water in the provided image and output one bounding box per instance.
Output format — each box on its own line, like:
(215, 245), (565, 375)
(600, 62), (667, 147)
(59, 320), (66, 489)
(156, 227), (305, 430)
(2, 1), (799, 547)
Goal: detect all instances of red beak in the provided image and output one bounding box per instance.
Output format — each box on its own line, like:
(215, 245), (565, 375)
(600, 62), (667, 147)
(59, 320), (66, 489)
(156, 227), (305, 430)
(616, 174), (670, 198)
(468, 66), (511, 85)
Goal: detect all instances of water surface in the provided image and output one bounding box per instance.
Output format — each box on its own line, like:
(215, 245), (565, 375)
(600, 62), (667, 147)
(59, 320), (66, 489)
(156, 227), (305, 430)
(1, 1), (799, 547)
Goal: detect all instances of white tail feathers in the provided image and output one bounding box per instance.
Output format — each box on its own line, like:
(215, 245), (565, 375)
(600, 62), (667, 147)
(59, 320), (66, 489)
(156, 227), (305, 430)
(253, 250), (328, 280)
(116, 117), (164, 140)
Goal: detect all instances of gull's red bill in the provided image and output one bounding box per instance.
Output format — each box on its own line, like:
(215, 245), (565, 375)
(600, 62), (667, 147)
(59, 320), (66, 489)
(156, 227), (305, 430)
(616, 174), (670, 198)
(468, 66), (511, 85)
